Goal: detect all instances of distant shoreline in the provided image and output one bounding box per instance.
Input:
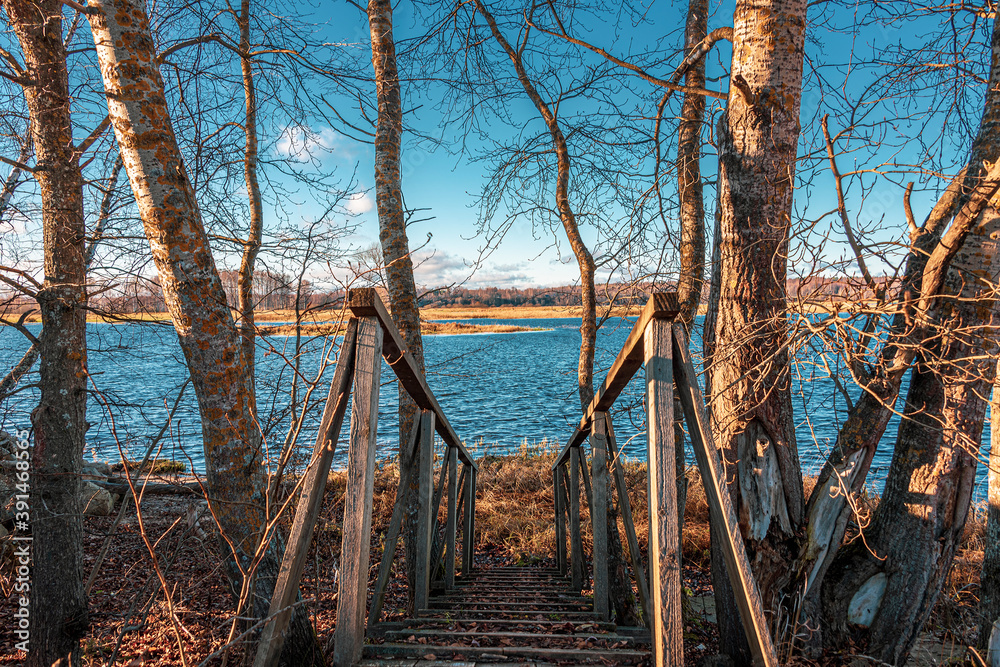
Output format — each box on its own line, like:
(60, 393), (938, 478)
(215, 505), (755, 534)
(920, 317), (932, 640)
(259, 320), (550, 337)
(8, 300), (864, 325)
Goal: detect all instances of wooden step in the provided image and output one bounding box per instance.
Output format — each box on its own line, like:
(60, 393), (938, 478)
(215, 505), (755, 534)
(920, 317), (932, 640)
(363, 642), (650, 664)
(371, 618), (619, 633)
(382, 629), (638, 644)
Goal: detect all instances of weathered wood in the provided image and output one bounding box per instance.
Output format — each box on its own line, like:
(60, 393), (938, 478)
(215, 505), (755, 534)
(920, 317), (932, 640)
(591, 413), (610, 620)
(645, 318), (683, 666)
(554, 293), (681, 467)
(428, 446), (452, 584)
(332, 317), (383, 667)
(554, 466), (567, 576)
(570, 447), (585, 592)
(607, 415), (651, 625)
(367, 412), (422, 628)
(446, 447), (458, 590)
(580, 451), (595, 509)
(671, 325), (778, 667)
(254, 320), (358, 667)
(415, 409), (436, 611)
(348, 288), (475, 468)
(468, 467), (477, 571)
(463, 462), (475, 575)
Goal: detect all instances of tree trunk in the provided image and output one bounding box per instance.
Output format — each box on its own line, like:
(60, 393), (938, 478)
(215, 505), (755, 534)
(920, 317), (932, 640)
(471, 0), (635, 624)
(673, 0), (709, 557)
(236, 0), (263, 409)
(4, 2), (89, 663)
(708, 0), (807, 661)
(979, 368), (1000, 658)
(368, 0), (428, 609)
(85, 2), (319, 663)
(816, 15), (1000, 663)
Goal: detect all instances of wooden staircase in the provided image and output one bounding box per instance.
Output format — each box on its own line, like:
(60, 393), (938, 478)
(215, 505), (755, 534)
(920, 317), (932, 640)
(361, 566), (651, 665)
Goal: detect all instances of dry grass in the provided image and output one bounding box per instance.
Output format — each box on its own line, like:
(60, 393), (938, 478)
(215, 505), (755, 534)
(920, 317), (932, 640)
(258, 320), (547, 337)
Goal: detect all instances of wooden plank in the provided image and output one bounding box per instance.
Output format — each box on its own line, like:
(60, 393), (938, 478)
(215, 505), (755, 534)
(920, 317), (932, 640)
(553, 293), (681, 469)
(415, 409), (436, 611)
(253, 320), (358, 667)
(468, 467), (476, 570)
(580, 451), (594, 509)
(446, 446), (458, 589)
(671, 325), (778, 667)
(367, 412), (422, 628)
(591, 413), (610, 620)
(348, 288), (476, 469)
(462, 463), (475, 575)
(569, 447), (584, 592)
(332, 317), (383, 667)
(607, 415), (650, 625)
(645, 318), (683, 667)
(554, 466), (567, 576)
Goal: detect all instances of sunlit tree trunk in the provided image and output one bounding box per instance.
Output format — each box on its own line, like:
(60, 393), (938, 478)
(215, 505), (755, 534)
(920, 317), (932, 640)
(673, 0), (709, 553)
(815, 14), (1000, 663)
(85, 1), (319, 663)
(707, 0), (807, 661)
(472, 0), (636, 625)
(979, 369), (1000, 658)
(368, 0), (428, 607)
(3, 2), (89, 664)
(236, 0), (263, 405)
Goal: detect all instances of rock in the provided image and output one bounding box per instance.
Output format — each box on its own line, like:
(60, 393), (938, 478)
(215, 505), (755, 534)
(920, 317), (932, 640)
(82, 461), (112, 481)
(82, 481), (116, 516)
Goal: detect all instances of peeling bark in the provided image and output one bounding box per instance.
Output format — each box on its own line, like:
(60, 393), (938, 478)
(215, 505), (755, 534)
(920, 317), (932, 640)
(708, 0), (807, 660)
(3, 1), (89, 663)
(85, 2), (318, 663)
(980, 367), (1000, 658)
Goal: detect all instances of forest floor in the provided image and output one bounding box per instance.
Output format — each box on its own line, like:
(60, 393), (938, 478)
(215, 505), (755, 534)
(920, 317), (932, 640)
(0, 446), (987, 666)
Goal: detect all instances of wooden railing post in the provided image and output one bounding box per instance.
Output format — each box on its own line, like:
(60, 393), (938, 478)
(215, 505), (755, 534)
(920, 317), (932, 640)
(606, 415), (651, 624)
(253, 321), (358, 667)
(591, 413), (610, 620)
(415, 409), (436, 611)
(554, 465), (567, 576)
(332, 316), (383, 667)
(462, 463), (475, 575)
(644, 316), (683, 666)
(445, 446), (458, 590)
(569, 447), (584, 591)
(672, 326), (778, 667)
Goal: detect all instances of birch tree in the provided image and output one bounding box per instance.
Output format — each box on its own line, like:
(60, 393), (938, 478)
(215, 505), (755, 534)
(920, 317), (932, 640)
(366, 0), (430, 604)
(705, 0), (807, 660)
(84, 1), (319, 662)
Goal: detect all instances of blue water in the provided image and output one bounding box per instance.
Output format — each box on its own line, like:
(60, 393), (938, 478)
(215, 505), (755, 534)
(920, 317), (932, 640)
(0, 316), (990, 498)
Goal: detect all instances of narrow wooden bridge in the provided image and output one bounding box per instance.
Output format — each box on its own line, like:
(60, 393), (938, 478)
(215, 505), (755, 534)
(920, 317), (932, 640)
(252, 290), (780, 667)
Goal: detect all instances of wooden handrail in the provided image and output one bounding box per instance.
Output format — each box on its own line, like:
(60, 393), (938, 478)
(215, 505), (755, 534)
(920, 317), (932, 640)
(349, 288), (477, 469)
(553, 292), (679, 468)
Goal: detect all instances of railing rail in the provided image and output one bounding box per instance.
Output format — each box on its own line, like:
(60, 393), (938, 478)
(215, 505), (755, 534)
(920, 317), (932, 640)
(552, 292), (778, 667)
(254, 288), (476, 667)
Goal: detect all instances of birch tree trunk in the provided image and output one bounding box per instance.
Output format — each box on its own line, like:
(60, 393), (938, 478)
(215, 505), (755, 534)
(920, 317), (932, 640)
(85, 2), (319, 663)
(979, 369), (1000, 660)
(708, 0), (807, 660)
(3, 2), (89, 663)
(368, 0), (428, 607)
(673, 0), (709, 553)
(236, 0), (263, 404)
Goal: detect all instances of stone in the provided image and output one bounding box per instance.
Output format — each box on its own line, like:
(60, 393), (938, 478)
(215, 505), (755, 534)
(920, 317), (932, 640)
(82, 481), (116, 516)
(82, 461), (112, 481)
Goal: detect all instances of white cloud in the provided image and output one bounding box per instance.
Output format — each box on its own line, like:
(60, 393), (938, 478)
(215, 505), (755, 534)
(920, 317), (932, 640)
(274, 125), (340, 160)
(346, 192), (374, 215)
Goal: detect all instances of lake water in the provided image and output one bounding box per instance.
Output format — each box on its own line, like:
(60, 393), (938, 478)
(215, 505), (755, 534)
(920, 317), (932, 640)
(0, 316), (991, 498)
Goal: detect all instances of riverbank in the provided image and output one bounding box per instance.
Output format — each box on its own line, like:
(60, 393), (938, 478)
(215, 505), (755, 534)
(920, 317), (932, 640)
(0, 445), (981, 664)
(259, 320), (550, 337)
